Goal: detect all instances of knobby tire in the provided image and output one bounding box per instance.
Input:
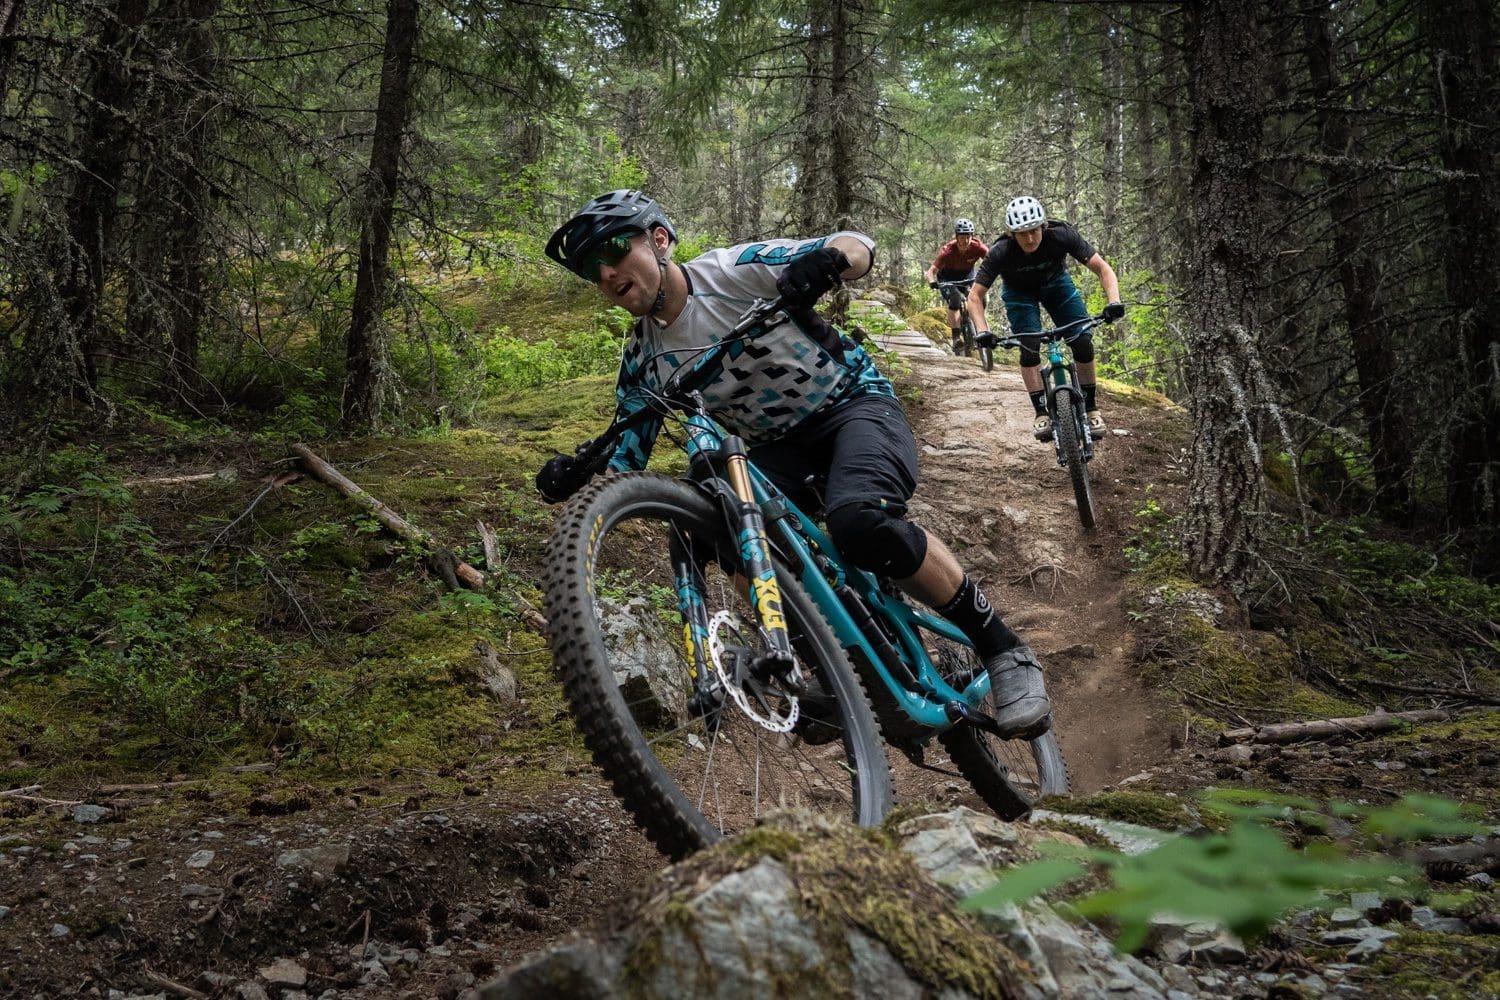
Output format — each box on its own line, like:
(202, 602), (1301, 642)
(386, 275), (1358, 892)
(932, 642), (1070, 818)
(543, 473), (893, 860)
(1054, 386), (1095, 529)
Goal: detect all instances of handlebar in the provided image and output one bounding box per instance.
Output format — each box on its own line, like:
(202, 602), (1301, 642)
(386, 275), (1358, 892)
(995, 312), (1107, 350)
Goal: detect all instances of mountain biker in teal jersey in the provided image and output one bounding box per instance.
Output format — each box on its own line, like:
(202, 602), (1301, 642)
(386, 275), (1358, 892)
(966, 196), (1124, 441)
(535, 189), (1055, 739)
(924, 218), (989, 344)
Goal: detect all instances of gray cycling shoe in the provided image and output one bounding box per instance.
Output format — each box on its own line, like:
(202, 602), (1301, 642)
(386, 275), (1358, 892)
(983, 645), (1052, 739)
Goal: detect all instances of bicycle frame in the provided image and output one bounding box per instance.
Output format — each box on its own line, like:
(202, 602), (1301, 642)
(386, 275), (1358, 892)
(565, 295), (996, 735)
(677, 407), (992, 734)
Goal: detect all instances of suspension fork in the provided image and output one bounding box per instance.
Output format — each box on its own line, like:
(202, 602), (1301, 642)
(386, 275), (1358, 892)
(720, 435), (796, 673)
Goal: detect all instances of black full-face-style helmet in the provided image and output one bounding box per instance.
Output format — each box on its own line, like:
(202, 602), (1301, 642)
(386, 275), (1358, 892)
(545, 189), (677, 279)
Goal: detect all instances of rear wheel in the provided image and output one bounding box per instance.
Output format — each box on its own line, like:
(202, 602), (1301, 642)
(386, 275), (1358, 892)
(934, 642), (1070, 819)
(1054, 386), (1096, 529)
(543, 473), (894, 859)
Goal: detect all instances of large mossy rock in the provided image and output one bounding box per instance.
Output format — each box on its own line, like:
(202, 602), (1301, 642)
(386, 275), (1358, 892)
(482, 808), (1167, 1000)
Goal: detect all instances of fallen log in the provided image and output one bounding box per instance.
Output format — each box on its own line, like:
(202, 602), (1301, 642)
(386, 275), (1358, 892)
(291, 443), (485, 590)
(1218, 708), (1453, 746)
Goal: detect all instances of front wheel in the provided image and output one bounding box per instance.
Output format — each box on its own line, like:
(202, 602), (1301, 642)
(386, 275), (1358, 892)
(543, 473), (893, 859)
(1054, 386), (1095, 529)
(934, 643), (1070, 819)
(960, 317), (976, 358)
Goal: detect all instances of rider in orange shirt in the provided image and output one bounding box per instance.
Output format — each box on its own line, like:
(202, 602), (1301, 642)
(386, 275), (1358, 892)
(923, 219), (989, 355)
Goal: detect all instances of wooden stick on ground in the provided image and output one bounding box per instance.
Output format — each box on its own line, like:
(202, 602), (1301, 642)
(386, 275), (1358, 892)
(1218, 708), (1453, 746)
(291, 443), (485, 590)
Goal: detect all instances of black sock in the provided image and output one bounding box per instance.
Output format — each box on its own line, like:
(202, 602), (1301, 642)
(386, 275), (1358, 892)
(1083, 383), (1097, 410)
(935, 575), (1019, 660)
(1028, 390), (1048, 416)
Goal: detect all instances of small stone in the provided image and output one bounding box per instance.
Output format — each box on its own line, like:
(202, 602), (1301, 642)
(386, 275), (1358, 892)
(72, 804), (110, 824)
(1349, 892), (1381, 914)
(1329, 907), (1363, 927)
(258, 958), (307, 989)
(185, 849), (215, 869)
(50, 923), (70, 937)
(1465, 872), (1494, 887)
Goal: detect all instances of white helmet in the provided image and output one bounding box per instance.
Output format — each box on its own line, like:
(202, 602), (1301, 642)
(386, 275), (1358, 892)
(953, 217), (975, 235)
(1004, 196), (1047, 232)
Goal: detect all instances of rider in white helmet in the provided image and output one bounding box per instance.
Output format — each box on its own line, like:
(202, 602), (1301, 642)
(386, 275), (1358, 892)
(966, 196), (1124, 440)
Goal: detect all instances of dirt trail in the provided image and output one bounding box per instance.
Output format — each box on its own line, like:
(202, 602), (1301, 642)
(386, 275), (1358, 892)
(867, 322), (1176, 792)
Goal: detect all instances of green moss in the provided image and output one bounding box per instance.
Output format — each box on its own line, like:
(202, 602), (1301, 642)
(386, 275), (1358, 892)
(620, 812), (1032, 999)
(1364, 931), (1500, 999)
(730, 825), (803, 861)
(1043, 791), (1200, 831)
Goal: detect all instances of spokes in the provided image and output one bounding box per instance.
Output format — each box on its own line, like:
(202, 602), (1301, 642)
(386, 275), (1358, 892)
(586, 509), (861, 837)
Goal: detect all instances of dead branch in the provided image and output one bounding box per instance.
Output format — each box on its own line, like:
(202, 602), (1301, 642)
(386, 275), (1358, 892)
(477, 520), (501, 571)
(290, 443), (484, 590)
(1219, 708), (1453, 745)
(123, 469), (235, 489)
(95, 780), (203, 794)
(1358, 677), (1500, 706)
(142, 969), (208, 1000)
(0, 784), (42, 798)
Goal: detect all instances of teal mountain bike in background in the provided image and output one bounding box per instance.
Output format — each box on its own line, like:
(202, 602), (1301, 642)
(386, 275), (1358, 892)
(543, 297), (1069, 859)
(1000, 313), (1106, 529)
(932, 278), (993, 372)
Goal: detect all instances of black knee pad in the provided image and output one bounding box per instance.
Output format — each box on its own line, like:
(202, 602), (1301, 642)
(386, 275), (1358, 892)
(1071, 334), (1095, 364)
(825, 502), (928, 579)
(1017, 335), (1042, 368)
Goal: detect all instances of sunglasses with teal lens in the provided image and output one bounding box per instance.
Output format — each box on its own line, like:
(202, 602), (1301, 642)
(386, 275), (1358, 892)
(579, 232), (639, 282)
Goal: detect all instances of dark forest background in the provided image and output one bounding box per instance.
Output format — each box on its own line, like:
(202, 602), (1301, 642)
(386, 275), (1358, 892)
(2, 0), (1496, 594)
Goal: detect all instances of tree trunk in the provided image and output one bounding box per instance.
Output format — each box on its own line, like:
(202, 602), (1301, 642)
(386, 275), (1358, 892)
(1420, 0), (1500, 530)
(343, 0), (420, 432)
(0, 0), (23, 101)
(1181, 0), (1272, 596)
(1301, 4), (1413, 521)
(53, 0), (150, 397)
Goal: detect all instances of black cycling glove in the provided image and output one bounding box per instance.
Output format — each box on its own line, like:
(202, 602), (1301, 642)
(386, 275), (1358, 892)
(536, 454), (588, 504)
(974, 330), (999, 349)
(1103, 302), (1125, 323)
(776, 247), (850, 309)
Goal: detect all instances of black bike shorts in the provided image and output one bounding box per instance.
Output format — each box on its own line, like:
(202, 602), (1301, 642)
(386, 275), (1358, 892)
(749, 394), (920, 521)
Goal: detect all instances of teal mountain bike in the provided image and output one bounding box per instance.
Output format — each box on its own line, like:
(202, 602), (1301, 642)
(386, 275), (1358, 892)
(1000, 313), (1106, 530)
(543, 298), (1069, 860)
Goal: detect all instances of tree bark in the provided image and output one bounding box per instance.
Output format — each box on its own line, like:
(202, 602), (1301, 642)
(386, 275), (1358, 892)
(1181, 0), (1272, 596)
(53, 0), (151, 397)
(1301, 3), (1413, 521)
(0, 0), (23, 101)
(343, 0), (420, 432)
(1419, 0), (1500, 531)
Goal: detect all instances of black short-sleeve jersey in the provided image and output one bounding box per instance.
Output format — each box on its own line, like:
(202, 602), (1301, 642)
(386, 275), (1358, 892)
(974, 221), (1097, 293)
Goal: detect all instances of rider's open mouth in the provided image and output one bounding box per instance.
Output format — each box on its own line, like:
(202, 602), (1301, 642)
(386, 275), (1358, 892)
(613, 280), (634, 298)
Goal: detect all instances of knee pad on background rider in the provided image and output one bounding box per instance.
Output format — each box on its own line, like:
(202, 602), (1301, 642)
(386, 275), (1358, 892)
(1016, 336), (1042, 369)
(1017, 333), (1094, 367)
(825, 502), (928, 579)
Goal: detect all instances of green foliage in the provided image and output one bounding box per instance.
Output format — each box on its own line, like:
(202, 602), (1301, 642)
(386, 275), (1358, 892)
(1123, 490), (1177, 570)
(964, 791), (1469, 952)
(482, 317), (624, 390)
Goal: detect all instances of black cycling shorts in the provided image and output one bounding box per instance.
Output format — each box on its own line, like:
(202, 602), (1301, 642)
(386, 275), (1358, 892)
(749, 394), (919, 520)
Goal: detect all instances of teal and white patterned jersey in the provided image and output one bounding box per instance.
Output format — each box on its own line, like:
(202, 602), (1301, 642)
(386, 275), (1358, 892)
(606, 232), (895, 472)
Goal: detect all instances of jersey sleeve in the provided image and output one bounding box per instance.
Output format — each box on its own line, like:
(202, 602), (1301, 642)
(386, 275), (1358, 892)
(712, 231), (877, 297)
(1056, 224), (1097, 264)
(605, 332), (663, 472)
(974, 241), (1006, 288)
